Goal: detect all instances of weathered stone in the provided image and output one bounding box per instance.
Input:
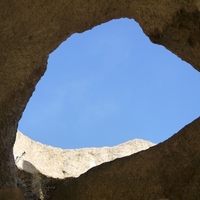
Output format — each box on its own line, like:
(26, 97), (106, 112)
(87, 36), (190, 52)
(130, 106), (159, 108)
(0, 187), (24, 200)
(0, 0), (200, 197)
(14, 131), (155, 178)
(46, 117), (200, 200)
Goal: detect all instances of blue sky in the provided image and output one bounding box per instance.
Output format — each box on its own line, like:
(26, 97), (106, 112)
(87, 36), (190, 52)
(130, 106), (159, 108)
(19, 18), (200, 149)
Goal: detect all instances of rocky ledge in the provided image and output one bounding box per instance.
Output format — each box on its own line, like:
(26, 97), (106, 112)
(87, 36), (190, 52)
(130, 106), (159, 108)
(14, 131), (154, 178)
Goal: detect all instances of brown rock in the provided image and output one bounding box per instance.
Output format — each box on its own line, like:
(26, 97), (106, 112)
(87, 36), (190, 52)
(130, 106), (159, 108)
(46, 117), (200, 200)
(0, 187), (24, 200)
(0, 0), (200, 197)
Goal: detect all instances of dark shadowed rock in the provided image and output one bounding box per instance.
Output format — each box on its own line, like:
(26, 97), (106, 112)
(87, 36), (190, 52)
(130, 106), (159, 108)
(0, 187), (24, 200)
(46, 117), (200, 200)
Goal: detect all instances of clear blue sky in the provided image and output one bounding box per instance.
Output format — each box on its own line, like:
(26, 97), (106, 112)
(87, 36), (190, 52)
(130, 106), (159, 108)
(19, 18), (200, 149)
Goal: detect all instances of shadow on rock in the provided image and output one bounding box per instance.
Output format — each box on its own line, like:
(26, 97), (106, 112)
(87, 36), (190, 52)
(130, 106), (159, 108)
(17, 160), (49, 200)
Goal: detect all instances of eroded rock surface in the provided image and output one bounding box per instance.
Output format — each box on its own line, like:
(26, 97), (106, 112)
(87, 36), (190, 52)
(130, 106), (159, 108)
(14, 131), (154, 178)
(0, 187), (24, 200)
(46, 117), (200, 200)
(0, 0), (200, 198)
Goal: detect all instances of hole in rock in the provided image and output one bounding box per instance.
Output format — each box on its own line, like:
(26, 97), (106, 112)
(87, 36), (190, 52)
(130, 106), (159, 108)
(19, 18), (200, 149)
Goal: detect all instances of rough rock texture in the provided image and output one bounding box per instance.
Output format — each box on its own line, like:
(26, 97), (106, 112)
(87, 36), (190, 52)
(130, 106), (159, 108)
(0, 0), (200, 196)
(14, 131), (155, 178)
(46, 117), (200, 200)
(0, 187), (24, 200)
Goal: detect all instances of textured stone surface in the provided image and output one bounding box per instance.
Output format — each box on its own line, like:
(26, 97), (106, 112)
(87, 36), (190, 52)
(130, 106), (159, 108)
(0, 187), (24, 200)
(14, 131), (155, 178)
(0, 0), (200, 196)
(46, 117), (200, 200)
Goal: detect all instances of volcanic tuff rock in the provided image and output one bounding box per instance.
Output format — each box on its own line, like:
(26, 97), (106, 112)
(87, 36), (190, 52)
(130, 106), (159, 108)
(0, 187), (25, 200)
(45, 117), (200, 200)
(0, 0), (200, 199)
(14, 131), (155, 178)
(16, 118), (200, 200)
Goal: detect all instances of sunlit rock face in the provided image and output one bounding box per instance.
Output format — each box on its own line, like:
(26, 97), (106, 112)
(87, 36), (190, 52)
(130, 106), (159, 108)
(14, 131), (155, 178)
(0, 0), (200, 198)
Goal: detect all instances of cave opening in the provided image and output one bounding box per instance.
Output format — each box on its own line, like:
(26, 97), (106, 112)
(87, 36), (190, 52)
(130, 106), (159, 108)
(18, 18), (200, 149)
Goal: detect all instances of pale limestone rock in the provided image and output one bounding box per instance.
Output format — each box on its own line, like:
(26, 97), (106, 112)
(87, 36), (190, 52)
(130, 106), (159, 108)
(14, 131), (155, 178)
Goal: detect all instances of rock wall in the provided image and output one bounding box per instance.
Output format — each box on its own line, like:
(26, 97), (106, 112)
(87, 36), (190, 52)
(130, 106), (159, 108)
(46, 117), (200, 200)
(0, 187), (24, 200)
(0, 0), (200, 197)
(14, 131), (155, 178)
